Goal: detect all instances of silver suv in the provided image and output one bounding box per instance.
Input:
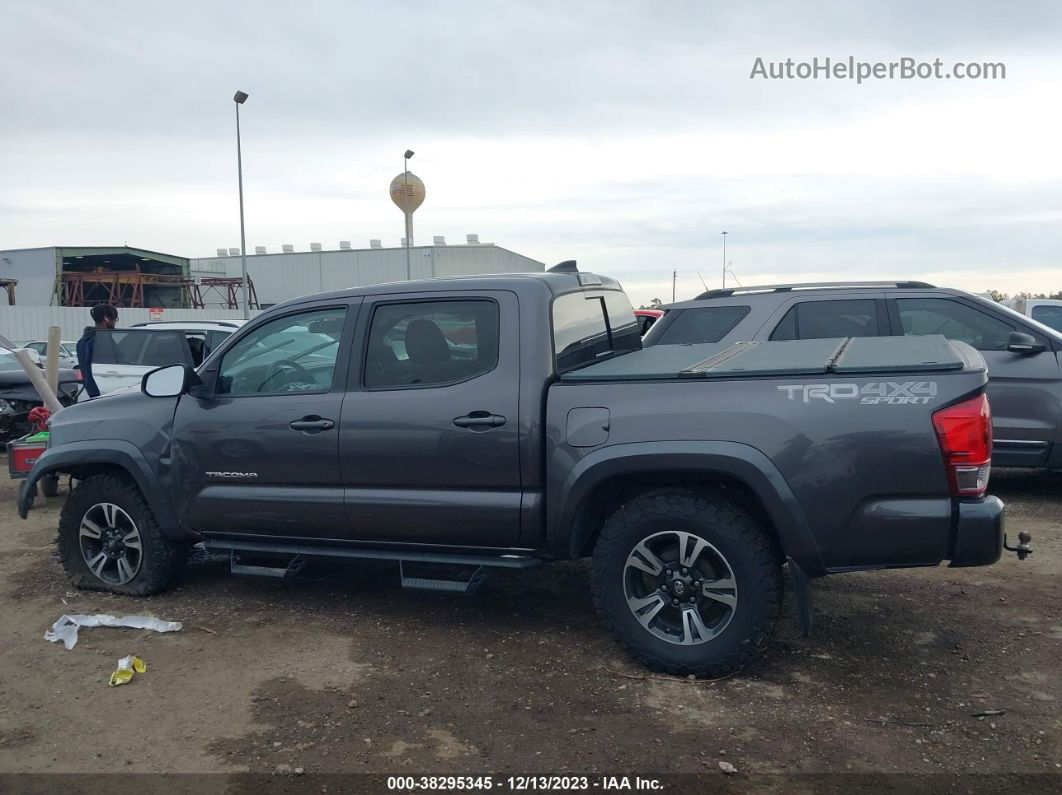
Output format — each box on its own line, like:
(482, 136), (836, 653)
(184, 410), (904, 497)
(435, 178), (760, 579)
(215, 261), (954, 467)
(645, 281), (1062, 471)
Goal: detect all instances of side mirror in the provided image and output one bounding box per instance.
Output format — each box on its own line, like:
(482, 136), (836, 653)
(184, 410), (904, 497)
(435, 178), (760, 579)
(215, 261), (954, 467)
(1006, 331), (1045, 355)
(142, 364), (197, 398)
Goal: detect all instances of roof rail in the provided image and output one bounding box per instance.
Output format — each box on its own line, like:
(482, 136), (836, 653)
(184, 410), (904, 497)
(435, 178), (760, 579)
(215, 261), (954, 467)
(693, 280), (935, 300)
(548, 259), (579, 273)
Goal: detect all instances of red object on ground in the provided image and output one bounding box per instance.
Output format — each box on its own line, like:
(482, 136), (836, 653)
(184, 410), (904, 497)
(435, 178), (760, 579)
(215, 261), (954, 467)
(8, 440), (48, 476)
(27, 407), (51, 433)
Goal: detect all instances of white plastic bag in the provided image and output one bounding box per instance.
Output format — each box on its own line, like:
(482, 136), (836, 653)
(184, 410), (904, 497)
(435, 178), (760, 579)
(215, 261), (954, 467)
(44, 614), (183, 650)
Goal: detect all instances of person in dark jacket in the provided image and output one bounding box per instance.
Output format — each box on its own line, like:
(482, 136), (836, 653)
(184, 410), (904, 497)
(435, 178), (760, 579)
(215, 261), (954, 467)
(76, 304), (118, 398)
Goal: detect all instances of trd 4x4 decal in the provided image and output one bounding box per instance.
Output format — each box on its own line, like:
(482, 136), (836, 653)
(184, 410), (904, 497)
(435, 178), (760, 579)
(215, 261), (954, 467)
(778, 382), (938, 405)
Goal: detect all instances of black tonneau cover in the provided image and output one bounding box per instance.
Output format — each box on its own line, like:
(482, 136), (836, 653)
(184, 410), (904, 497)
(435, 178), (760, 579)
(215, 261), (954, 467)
(560, 335), (968, 381)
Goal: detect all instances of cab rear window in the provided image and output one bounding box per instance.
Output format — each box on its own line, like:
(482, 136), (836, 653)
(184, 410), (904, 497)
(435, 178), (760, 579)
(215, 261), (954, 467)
(552, 291), (641, 373)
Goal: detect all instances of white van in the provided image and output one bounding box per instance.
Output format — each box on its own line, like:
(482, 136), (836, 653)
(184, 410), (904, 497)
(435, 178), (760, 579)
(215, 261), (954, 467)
(1010, 298), (1062, 333)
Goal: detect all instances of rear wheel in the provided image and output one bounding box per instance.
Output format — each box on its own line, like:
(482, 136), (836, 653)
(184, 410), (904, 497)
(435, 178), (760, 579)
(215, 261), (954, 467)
(57, 473), (188, 595)
(591, 487), (782, 678)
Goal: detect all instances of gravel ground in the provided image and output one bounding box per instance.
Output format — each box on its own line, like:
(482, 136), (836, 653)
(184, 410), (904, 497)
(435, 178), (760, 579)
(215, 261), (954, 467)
(0, 462), (1058, 791)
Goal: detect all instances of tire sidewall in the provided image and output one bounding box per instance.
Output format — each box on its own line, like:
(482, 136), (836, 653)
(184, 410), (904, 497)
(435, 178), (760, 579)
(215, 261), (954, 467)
(593, 491), (779, 673)
(57, 474), (178, 595)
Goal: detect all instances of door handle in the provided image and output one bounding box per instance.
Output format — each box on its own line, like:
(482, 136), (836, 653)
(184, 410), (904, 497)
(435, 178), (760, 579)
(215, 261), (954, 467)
(289, 416), (335, 432)
(453, 412), (506, 429)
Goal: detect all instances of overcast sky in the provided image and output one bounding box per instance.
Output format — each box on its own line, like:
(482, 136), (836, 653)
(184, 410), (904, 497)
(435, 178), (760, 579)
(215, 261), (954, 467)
(3, 0), (1061, 306)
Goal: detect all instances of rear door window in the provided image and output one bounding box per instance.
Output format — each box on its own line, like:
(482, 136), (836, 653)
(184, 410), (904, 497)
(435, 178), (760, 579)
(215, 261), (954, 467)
(654, 306), (750, 344)
(364, 300), (499, 389)
(770, 299), (882, 341)
(92, 330), (191, 367)
(896, 298), (1015, 351)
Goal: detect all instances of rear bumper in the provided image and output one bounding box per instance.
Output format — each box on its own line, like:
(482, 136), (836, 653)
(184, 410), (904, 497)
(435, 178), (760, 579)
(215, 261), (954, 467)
(948, 495), (1005, 567)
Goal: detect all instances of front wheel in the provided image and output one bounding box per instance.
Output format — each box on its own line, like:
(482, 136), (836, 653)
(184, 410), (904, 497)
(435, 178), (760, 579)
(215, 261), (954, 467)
(591, 487), (782, 678)
(57, 473), (188, 595)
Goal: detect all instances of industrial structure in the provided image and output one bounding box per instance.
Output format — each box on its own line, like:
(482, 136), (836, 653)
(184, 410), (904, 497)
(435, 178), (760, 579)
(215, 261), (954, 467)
(0, 239), (544, 339)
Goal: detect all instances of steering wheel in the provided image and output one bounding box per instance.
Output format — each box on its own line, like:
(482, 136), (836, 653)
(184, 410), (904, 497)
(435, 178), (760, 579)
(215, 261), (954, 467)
(257, 359), (316, 392)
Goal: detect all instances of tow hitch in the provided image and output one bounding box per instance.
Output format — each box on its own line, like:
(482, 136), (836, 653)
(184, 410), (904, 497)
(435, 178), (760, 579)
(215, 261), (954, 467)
(1003, 532), (1033, 561)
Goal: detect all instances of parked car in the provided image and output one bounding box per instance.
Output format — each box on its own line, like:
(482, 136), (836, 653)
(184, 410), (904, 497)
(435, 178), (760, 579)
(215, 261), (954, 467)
(645, 281), (1062, 471)
(634, 308), (664, 335)
(20, 266), (1016, 678)
(18, 340), (79, 370)
(80, 321), (245, 399)
(1009, 297), (1062, 333)
(0, 347), (79, 443)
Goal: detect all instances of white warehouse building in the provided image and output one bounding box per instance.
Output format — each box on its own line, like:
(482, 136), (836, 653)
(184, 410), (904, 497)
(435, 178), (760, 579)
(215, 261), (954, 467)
(191, 239), (545, 308)
(0, 238), (545, 340)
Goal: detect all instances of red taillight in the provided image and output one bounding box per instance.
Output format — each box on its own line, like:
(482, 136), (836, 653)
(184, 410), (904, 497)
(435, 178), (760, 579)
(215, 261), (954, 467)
(932, 393), (992, 497)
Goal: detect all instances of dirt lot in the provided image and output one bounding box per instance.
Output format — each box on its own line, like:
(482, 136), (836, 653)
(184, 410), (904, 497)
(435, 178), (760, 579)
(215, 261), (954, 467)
(0, 463), (1059, 790)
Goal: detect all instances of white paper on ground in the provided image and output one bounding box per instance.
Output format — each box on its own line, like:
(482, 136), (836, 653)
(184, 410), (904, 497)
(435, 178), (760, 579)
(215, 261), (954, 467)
(44, 614), (183, 649)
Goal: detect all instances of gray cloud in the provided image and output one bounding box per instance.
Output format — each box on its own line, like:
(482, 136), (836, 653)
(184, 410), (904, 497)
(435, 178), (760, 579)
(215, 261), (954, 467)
(2, 0), (1061, 306)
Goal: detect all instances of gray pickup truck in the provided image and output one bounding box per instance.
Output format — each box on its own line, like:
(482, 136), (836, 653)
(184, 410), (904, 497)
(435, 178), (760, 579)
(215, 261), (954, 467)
(19, 264), (1015, 677)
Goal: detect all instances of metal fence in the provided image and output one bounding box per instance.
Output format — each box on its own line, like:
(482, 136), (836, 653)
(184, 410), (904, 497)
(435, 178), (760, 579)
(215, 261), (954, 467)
(0, 306), (261, 343)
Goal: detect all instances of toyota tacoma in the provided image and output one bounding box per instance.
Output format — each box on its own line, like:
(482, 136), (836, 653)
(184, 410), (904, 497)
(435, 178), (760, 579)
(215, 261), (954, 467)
(18, 263), (1013, 677)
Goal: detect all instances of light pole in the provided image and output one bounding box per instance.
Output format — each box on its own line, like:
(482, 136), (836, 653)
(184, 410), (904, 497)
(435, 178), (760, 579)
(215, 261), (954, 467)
(234, 90), (250, 319)
(403, 149), (414, 278)
(721, 230), (728, 289)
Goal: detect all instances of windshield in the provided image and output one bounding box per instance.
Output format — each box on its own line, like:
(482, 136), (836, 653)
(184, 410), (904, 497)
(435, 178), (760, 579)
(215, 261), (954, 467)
(0, 349), (24, 372)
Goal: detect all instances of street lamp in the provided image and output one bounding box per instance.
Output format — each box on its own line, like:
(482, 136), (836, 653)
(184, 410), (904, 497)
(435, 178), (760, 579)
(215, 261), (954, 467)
(234, 90), (250, 319)
(721, 231), (728, 289)
(403, 150), (415, 276)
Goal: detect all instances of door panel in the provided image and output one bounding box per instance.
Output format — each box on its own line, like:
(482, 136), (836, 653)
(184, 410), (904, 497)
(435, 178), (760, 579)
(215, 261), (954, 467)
(888, 293), (1062, 467)
(171, 304), (356, 538)
(338, 291), (522, 547)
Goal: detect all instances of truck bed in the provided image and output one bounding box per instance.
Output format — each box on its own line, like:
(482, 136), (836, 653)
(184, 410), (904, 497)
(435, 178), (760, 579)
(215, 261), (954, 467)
(560, 335), (976, 381)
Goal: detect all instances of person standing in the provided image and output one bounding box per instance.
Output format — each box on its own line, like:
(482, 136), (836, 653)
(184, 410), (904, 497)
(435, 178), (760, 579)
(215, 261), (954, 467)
(76, 304), (118, 399)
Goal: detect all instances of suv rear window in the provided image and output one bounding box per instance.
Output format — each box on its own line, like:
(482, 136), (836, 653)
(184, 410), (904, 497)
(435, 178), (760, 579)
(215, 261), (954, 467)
(552, 291), (641, 373)
(654, 305), (750, 345)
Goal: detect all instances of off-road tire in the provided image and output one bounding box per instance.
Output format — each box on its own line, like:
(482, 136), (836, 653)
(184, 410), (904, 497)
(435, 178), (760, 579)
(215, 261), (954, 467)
(591, 487), (782, 678)
(57, 473), (188, 595)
